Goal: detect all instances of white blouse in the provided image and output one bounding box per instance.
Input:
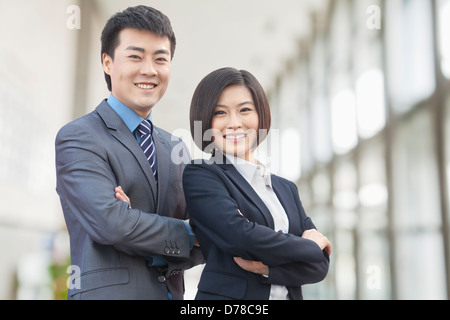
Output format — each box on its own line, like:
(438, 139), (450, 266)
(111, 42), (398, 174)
(225, 154), (290, 300)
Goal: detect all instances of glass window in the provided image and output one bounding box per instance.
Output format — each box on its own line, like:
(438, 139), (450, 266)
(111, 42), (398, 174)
(298, 61), (314, 174)
(303, 170), (334, 299)
(310, 36), (332, 163)
(329, 0), (352, 73)
(280, 127), (301, 181)
(391, 107), (446, 299)
(330, 85), (358, 154)
(333, 159), (358, 299)
(352, 0), (386, 140)
(392, 108), (441, 230)
(334, 228), (356, 299)
(276, 70), (302, 181)
(385, 0), (435, 113)
(358, 139), (388, 211)
(358, 139), (391, 299)
(355, 68), (386, 139)
(311, 92), (332, 162)
(328, 0), (357, 155)
(437, 0), (450, 79)
(312, 170), (331, 206)
(445, 90), (450, 267)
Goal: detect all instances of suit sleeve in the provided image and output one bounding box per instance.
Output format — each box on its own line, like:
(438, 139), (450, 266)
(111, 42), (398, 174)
(182, 163), (325, 265)
(261, 254), (329, 286)
(55, 122), (191, 258)
(262, 182), (329, 286)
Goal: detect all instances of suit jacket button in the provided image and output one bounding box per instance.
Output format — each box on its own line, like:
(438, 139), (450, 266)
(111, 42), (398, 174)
(164, 247), (170, 254)
(158, 276), (166, 283)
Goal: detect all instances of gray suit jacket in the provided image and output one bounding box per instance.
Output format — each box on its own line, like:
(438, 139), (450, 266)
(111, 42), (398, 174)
(55, 100), (203, 300)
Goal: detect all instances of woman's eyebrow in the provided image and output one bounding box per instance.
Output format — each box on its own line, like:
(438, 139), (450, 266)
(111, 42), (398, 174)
(238, 101), (255, 106)
(215, 101), (254, 108)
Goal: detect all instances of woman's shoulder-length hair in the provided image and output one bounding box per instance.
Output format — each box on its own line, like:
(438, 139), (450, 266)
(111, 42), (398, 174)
(189, 67), (271, 153)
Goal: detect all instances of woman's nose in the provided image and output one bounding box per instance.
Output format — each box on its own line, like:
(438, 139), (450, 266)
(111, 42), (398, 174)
(227, 112), (242, 129)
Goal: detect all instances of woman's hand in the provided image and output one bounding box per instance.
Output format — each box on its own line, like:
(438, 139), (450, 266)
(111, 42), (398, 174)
(115, 186), (131, 208)
(301, 229), (332, 255)
(233, 257), (269, 276)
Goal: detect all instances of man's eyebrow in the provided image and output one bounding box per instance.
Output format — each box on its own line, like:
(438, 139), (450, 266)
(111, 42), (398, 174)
(125, 46), (170, 56)
(154, 49), (170, 55)
(125, 46), (145, 53)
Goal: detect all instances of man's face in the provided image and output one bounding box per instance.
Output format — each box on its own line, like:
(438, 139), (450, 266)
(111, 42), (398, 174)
(103, 28), (172, 118)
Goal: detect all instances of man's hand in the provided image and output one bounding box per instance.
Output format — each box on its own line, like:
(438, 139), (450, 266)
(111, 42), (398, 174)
(115, 186), (200, 247)
(115, 186), (131, 208)
(301, 229), (332, 255)
(233, 257), (269, 276)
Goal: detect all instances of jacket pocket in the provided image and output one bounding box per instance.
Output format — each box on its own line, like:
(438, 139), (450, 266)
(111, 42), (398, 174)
(197, 271), (247, 299)
(68, 267), (129, 298)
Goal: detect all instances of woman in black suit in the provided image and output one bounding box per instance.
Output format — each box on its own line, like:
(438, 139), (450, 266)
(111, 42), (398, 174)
(182, 67), (331, 300)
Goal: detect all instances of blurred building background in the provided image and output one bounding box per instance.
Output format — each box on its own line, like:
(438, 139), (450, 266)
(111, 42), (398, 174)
(0, 0), (449, 300)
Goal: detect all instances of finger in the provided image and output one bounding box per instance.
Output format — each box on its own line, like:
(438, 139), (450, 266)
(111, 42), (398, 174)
(233, 257), (249, 268)
(237, 209), (249, 222)
(326, 242), (332, 255)
(114, 186), (131, 208)
(115, 186), (124, 196)
(115, 189), (125, 200)
(234, 257), (244, 264)
(115, 191), (124, 200)
(116, 188), (129, 201)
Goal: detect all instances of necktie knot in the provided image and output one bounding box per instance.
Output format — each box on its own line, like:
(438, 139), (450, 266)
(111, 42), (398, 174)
(138, 120), (152, 137)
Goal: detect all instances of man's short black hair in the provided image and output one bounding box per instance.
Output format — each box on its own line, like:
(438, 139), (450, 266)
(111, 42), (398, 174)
(101, 5), (176, 91)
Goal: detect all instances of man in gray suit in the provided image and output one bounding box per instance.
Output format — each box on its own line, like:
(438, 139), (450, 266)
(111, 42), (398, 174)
(55, 6), (203, 300)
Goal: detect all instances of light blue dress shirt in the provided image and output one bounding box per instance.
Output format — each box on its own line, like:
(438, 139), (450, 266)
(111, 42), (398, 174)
(107, 94), (153, 142)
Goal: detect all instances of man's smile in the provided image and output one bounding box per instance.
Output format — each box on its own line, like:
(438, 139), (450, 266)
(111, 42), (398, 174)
(135, 82), (157, 90)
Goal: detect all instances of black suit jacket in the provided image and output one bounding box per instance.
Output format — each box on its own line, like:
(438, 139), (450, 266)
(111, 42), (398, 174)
(183, 158), (329, 300)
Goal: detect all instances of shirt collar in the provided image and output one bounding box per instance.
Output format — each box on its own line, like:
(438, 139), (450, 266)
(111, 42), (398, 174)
(107, 94), (153, 133)
(224, 153), (272, 187)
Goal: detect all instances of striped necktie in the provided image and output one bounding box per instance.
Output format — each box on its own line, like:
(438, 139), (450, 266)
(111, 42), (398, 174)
(138, 120), (157, 183)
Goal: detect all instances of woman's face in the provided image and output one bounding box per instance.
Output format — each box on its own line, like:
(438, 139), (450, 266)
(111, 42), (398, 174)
(211, 84), (259, 163)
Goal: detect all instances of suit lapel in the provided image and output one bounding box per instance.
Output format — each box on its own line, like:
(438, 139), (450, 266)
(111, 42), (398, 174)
(96, 101), (158, 203)
(271, 176), (301, 235)
(153, 127), (169, 214)
(217, 162), (275, 229)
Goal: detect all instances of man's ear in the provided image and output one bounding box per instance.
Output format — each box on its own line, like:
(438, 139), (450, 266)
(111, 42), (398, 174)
(102, 53), (113, 75)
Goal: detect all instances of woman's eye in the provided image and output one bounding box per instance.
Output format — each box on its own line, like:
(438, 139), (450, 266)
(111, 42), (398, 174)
(214, 110), (226, 116)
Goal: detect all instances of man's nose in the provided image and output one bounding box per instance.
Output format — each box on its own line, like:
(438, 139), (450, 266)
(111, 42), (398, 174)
(141, 60), (157, 76)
